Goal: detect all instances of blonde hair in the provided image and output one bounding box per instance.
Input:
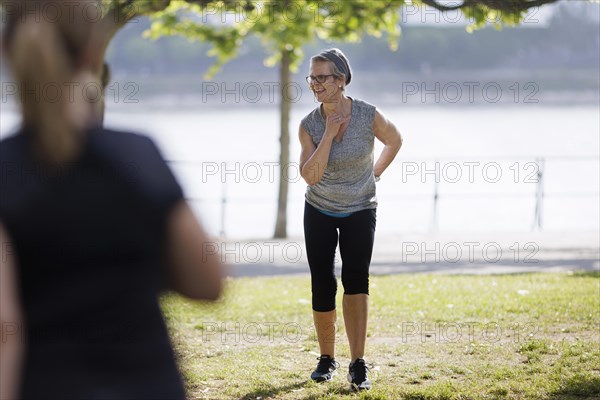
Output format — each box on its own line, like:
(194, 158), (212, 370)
(3, 0), (98, 164)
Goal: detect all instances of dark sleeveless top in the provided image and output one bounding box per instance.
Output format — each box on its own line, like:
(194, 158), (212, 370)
(0, 127), (186, 399)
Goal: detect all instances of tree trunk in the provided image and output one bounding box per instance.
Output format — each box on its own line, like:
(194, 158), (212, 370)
(91, 2), (138, 126)
(90, 18), (121, 126)
(274, 49), (292, 239)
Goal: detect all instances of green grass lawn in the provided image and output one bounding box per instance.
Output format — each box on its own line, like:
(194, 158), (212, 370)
(160, 271), (600, 400)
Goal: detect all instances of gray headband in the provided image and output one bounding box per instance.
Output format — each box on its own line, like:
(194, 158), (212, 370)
(319, 51), (351, 85)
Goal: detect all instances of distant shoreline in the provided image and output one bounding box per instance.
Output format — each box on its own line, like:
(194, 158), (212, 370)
(1, 68), (598, 111)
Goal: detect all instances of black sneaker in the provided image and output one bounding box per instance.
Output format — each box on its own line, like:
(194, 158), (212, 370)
(348, 358), (371, 391)
(310, 355), (339, 382)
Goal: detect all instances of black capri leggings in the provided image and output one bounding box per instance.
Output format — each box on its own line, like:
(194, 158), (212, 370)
(303, 202), (377, 312)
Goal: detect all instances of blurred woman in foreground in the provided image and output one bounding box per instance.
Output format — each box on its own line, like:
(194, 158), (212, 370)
(0, 1), (225, 398)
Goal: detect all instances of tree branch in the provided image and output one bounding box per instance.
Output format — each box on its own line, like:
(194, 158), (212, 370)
(420, 0), (473, 11)
(421, 0), (562, 13)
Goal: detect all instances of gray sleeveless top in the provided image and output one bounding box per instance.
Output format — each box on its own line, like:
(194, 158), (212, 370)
(301, 98), (377, 213)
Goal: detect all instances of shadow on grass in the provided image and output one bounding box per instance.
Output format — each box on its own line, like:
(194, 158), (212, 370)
(239, 380), (310, 400)
(297, 384), (358, 400)
(240, 380), (358, 400)
(230, 257), (600, 278)
(549, 374), (600, 398)
(567, 270), (600, 278)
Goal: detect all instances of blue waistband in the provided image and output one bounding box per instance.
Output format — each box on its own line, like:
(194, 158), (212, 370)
(317, 208), (354, 218)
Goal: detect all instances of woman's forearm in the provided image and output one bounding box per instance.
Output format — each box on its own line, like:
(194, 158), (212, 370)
(374, 142), (401, 178)
(0, 332), (23, 400)
(1, 224), (23, 400)
(301, 135), (334, 186)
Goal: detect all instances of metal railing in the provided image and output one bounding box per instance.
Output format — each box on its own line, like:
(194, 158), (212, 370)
(167, 156), (599, 237)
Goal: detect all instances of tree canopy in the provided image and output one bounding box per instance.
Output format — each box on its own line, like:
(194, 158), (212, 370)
(141, 0), (565, 77)
(144, 1), (403, 78)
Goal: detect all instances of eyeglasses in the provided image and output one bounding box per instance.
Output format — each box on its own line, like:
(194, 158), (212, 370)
(306, 74), (335, 84)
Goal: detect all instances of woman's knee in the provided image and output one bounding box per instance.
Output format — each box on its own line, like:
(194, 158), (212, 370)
(311, 275), (337, 311)
(312, 294), (337, 312)
(341, 269), (369, 295)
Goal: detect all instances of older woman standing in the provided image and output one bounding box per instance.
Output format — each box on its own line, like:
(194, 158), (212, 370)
(299, 48), (402, 391)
